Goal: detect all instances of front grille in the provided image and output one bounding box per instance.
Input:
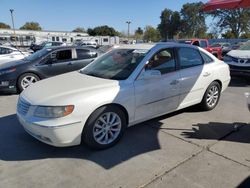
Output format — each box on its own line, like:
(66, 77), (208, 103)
(231, 57), (250, 64)
(17, 97), (31, 116)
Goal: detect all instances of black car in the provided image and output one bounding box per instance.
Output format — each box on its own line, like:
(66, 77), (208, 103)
(0, 46), (101, 93)
(30, 41), (65, 52)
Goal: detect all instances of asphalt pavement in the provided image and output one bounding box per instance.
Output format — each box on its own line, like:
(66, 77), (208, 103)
(0, 77), (249, 188)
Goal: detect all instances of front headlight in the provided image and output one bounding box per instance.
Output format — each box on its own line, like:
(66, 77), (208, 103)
(0, 68), (16, 76)
(33, 105), (74, 118)
(223, 55), (233, 62)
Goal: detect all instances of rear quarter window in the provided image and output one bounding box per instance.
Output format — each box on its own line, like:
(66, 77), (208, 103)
(200, 51), (214, 64)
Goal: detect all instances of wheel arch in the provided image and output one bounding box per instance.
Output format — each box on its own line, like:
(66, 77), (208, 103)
(91, 103), (129, 125)
(213, 79), (222, 90)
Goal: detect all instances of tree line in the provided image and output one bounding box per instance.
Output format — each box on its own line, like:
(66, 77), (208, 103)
(0, 1), (249, 41)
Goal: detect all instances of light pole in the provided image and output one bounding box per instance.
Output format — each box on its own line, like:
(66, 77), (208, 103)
(126, 21), (131, 43)
(9, 9), (17, 48)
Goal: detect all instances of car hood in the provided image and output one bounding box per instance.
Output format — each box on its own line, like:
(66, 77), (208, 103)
(21, 71), (119, 105)
(227, 50), (250, 59)
(0, 59), (29, 69)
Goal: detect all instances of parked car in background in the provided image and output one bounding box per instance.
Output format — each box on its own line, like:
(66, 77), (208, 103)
(97, 44), (120, 53)
(177, 39), (222, 59)
(17, 43), (230, 149)
(0, 46), (101, 93)
(223, 41), (250, 77)
(230, 42), (245, 50)
(30, 41), (66, 52)
(210, 42), (231, 56)
(0, 46), (31, 65)
(80, 41), (98, 48)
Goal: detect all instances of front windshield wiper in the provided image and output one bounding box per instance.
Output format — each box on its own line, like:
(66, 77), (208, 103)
(80, 71), (100, 78)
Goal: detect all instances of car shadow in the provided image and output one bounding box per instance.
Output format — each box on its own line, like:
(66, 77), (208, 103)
(180, 122), (250, 143)
(0, 114), (163, 169)
(237, 176), (250, 188)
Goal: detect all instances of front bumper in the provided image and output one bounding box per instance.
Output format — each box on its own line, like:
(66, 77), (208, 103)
(0, 74), (17, 93)
(17, 113), (84, 147)
(227, 62), (250, 77)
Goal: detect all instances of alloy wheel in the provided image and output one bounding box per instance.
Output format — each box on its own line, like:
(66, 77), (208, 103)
(206, 85), (219, 108)
(93, 112), (122, 145)
(21, 75), (38, 90)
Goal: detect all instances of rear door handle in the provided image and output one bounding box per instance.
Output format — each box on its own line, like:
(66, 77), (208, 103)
(203, 72), (211, 77)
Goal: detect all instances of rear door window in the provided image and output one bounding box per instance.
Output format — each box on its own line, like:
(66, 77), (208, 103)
(178, 47), (204, 69)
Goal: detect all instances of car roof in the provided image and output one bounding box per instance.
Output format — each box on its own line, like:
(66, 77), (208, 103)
(116, 42), (199, 50)
(45, 46), (98, 51)
(116, 44), (154, 50)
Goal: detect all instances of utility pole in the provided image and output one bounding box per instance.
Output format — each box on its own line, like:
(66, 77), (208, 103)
(126, 21), (131, 43)
(10, 9), (17, 48)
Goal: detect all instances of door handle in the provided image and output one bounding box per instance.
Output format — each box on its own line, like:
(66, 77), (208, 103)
(170, 80), (179, 85)
(203, 72), (211, 77)
(68, 62), (73, 65)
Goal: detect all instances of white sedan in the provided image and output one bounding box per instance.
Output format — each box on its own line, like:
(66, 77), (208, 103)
(0, 45), (31, 65)
(17, 43), (231, 149)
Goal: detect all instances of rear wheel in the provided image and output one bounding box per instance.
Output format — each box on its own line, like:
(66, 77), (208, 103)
(200, 81), (221, 111)
(17, 73), (40, 92)
(82, 105), (127, 149)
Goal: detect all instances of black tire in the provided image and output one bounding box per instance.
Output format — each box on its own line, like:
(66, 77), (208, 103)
(200, 81), (221, 111)
(82, 105), (127, 149)
(17, 73), (40, 92)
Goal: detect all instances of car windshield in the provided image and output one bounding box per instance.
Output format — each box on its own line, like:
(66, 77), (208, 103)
(239, 42), (250, 50)
(80, 48), (149, 80)
(25, 48), (51, 61)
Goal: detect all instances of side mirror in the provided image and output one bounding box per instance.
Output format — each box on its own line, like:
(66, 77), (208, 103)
(140, 70), (161, 80)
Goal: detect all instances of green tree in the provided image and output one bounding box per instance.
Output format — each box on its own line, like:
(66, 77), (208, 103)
(180, 2), (207, 38)
(158, 9), (181, 40)
(222, 30), (236, 39)
(143, 26), (161, 42)
(0, 22), (11, 29)
(134, 27), (144, 40)
(72, 27), (85, 33)
(87, 28), (95, 36)
(20, 22), (42, 30)
(87, 25), (118, 36)
(240, 32), (250, 39)
(135, 27), (143, 35)
(209, 8), (250, 38)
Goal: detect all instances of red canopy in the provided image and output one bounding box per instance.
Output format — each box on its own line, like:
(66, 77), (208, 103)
(203, 0), (250, 11)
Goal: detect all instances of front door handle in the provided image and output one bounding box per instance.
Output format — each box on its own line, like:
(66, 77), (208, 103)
(203, 72), (211, 77)
(170, 80), (179, 85)
(68, 62), (73, 65)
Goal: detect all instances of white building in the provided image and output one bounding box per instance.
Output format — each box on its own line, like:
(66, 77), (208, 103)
(0, 29), (119, 47)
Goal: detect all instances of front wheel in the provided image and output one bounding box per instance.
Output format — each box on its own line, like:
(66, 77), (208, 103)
(200, 81), (221, 111)
(17, 73), (40, 92)
(82, 105), (127, 149)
